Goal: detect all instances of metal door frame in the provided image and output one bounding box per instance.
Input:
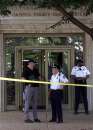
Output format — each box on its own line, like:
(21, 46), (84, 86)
(10, 45), (74, 110)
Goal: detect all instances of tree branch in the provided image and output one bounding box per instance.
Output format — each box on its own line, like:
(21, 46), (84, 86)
(47, 16), (69, 29)
(50, 5), (93, 39)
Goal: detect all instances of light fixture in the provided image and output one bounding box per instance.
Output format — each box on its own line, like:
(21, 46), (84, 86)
(17, 0), (23, 2)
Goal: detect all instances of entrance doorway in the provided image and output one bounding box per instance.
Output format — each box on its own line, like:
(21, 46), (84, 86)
(7, 46), (74, 110)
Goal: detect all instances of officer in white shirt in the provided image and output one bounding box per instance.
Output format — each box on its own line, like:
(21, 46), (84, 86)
(49, 64), (68, 123)
(71, 59), (90, 114)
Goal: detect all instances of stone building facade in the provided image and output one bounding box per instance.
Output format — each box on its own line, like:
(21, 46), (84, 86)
(0, 6), (93, 112)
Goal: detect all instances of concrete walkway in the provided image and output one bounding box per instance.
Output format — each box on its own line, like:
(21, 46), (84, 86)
(0, 111), (93, 130)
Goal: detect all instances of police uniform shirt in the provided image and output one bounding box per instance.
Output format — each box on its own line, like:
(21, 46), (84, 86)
(71, 66), (90, 78)
(50, 72), (68, 90)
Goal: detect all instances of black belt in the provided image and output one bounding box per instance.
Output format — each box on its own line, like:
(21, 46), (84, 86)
(51, 89), (62, 91)
(75, 79), (87, 83)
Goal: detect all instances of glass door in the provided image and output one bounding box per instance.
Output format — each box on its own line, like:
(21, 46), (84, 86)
(14, 46), (74, 111)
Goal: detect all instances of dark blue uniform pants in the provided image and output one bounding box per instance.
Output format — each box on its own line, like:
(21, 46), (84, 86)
(75, 80), (88, 113)
(50, 90), (63, 122)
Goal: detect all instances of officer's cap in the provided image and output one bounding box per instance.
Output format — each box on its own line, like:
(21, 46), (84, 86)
(27, 59), (36, 64)
(52, 64), (60, 70)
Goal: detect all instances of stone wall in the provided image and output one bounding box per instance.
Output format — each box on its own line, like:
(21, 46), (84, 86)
(85, 34), (93, 111)
(0, 34), (5, 112)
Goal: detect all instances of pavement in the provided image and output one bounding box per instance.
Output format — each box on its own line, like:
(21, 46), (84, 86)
(0, 111), (93, 130)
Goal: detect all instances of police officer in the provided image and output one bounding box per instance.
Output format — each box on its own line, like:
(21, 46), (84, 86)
(49, 64), (68, 123)
(22, 59), (41, 123)
(71, 59), (90, 114)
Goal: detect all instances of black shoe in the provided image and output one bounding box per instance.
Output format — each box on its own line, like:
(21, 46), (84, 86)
(85, 111), (89, 115)
(49, 119), (56, 122)
(34, 119), (41, 122)
(74, 111), (78, 114)
(24, 119), (33, 123)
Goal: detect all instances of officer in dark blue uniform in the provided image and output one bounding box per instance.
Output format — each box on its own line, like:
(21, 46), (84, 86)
(71, 59), (90, 114)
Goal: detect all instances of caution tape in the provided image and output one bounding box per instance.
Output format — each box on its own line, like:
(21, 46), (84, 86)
(0, 77), (92, 88)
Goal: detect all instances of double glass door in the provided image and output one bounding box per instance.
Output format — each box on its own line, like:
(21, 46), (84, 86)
(7, 46), (74, 110)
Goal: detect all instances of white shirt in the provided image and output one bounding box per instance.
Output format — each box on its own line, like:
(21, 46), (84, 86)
(71, 66), (90, 78)
(50, 72), (68, 90)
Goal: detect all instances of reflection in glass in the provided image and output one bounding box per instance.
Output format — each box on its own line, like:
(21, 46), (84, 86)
(4, 35), (84, 106)
(5, 49), (15, 105)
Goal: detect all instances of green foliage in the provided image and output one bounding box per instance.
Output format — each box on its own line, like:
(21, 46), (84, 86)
(0, 0), (14, 15)
(0, 0), (93, 15)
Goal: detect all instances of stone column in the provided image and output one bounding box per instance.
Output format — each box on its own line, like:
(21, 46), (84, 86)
(85, 33), (93, 111)
(0, 33), (5, 112)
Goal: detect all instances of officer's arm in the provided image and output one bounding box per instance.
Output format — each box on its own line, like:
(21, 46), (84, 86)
(86, 68), (90, 79)
(85, 75), (90, 79)
(71, 67), (76, 81)
(81, 74), (90, 80)
(60, 74), (68, 83)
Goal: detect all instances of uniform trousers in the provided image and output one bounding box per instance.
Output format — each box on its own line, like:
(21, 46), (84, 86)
(50, 90), (63, 122)
(24, 85), (39, 120)
(75, 80), (88, 113)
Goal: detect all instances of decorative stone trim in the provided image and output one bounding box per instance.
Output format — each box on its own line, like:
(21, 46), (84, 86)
(6, 6), (91, 17)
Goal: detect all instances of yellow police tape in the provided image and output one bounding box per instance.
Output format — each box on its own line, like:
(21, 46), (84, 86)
(0, 77), (92, 88)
